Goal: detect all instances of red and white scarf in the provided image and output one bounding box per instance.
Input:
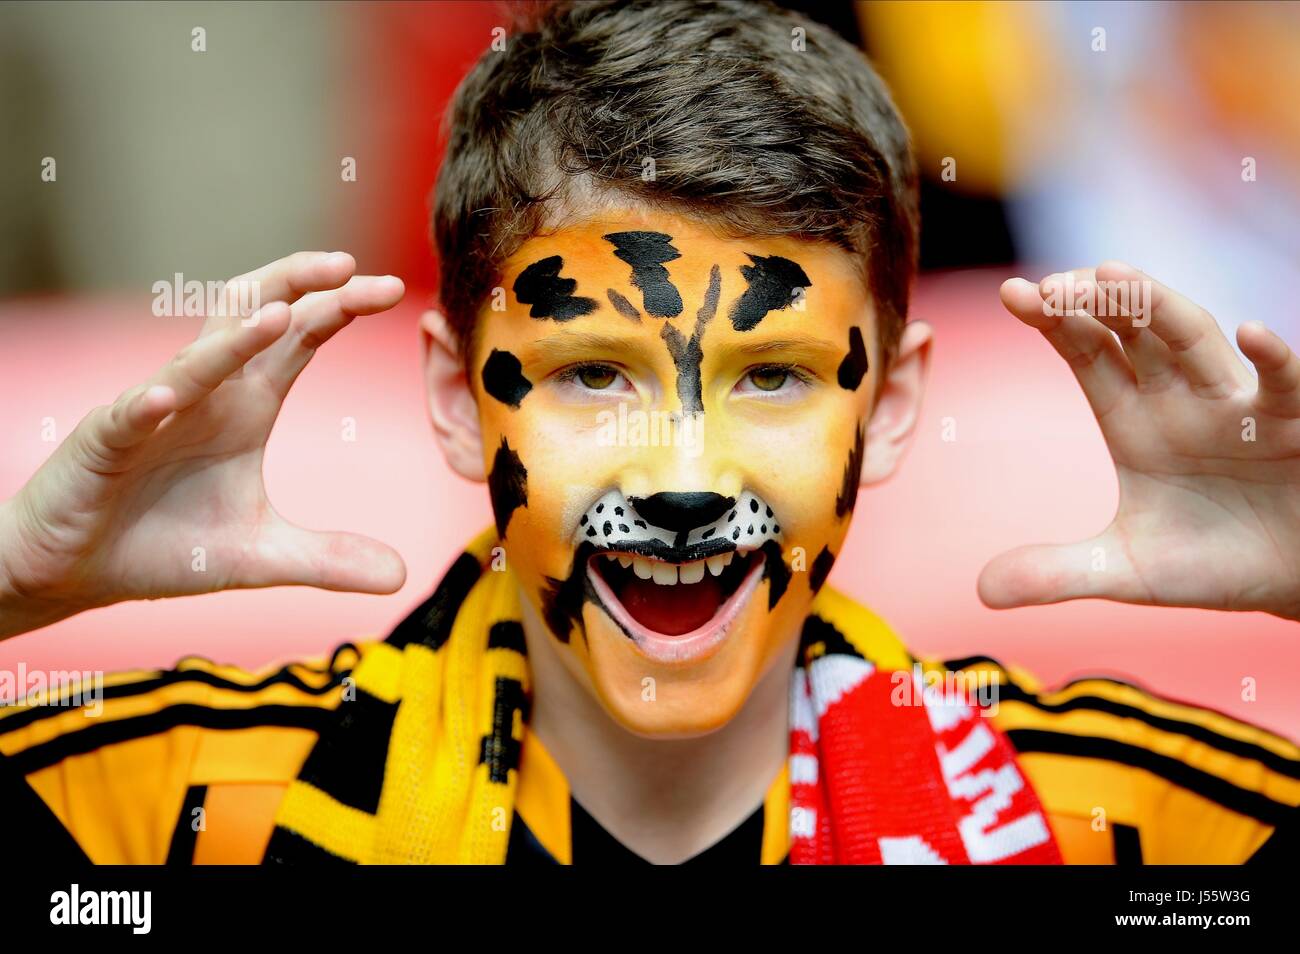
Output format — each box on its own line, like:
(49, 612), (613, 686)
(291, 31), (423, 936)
(790, 618), (1061, 864)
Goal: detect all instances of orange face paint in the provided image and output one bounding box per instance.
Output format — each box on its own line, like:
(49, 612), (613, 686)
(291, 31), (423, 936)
(473, 208), (880, 735)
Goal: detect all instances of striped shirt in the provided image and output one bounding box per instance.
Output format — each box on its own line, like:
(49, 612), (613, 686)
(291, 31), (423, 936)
(1, 641), (1295, 864)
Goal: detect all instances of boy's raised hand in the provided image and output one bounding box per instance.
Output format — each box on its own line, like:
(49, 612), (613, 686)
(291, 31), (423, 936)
(981, 261), (1300, 622)
(0, 251), (408, 639)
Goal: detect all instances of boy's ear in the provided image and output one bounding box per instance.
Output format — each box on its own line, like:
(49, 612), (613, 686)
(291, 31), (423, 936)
(860, 320), (932, 486)
(419, 308), (486, 482)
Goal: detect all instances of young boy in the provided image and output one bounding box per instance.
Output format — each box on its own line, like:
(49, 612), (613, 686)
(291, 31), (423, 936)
(1, 0), (1297, 865)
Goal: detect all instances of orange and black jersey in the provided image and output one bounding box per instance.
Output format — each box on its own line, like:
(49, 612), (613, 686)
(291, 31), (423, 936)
(1, 640), (1297, 864)
(0, 645), (355, 865)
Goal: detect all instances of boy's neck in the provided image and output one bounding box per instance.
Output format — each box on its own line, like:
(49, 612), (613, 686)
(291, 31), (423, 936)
(518, 589), (798, 864)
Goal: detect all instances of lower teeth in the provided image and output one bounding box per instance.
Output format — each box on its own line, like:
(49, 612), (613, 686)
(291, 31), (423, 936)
(595, 552), (750, 636)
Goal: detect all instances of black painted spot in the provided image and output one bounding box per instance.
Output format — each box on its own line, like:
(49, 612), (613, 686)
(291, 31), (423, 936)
(602, 520), (612, 537)
(481, 349), (532, 408)
(606, 288), (641, 322)
(759, 539), (792, 610)
(514, 256), (598, 320)
(729, 254), (812, 331)
(809, 546), (836, 593)
(659, 264), (720, 416)
(541, 542), (599, 645)
(749, 498), (759, 512)
(835, 423), (866, 518)
(836, 326), (869, 390)
(603, 231), (683, 318)
(488, 438), (528, 538)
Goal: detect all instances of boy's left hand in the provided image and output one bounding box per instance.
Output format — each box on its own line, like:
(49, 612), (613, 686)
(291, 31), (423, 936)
(980, 261), (1300, 621)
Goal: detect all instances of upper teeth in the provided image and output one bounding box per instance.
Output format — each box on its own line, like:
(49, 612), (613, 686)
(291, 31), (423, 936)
(679, 561), (705, 584)
(610, 551), (734, 585)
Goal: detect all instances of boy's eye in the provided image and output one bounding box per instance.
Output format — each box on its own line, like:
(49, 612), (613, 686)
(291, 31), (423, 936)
(577, 364), (618, 389)
(747, 367), (789, 391)
(554, 362), (632, 395)
(735, 364), (811, 396)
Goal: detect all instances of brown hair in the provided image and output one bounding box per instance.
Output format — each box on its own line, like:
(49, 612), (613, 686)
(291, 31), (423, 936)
(433, 0), (919, 365)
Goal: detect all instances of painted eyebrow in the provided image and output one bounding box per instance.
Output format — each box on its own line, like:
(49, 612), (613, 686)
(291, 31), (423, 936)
(519, 332), (848, 365)
(519, 330), (660, 363)
(723, 336), (845, 360)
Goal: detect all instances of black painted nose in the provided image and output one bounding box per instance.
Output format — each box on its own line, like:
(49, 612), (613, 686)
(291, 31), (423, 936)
(629, 492), (735, 532)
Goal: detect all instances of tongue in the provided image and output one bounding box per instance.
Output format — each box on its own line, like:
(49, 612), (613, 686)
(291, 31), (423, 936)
(618, 573), (724, 636)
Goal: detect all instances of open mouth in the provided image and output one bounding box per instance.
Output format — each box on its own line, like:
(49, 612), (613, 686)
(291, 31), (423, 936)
(586, 547), (764, 663)
(571, 489), (783, 663)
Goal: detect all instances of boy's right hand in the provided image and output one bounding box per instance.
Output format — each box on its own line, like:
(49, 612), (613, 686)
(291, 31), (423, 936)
(0, 251), (408, 639)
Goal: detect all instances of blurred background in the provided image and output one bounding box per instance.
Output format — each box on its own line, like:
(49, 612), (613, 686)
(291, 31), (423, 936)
(1, 0), (1298, 735)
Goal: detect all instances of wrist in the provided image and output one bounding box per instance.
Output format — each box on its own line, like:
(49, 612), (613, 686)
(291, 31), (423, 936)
(0, 498), (25, 605)
(0, 496), (80, 639)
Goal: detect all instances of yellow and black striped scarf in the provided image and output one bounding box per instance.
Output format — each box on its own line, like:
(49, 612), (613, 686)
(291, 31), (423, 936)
(266, 528), (527, 863)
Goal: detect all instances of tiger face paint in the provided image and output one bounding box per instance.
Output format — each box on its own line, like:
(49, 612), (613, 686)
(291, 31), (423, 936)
(473, 209), (878, 736)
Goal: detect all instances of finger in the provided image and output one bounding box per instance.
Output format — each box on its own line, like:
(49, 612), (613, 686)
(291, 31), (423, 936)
(1047, 267), (1182, 391)
(977, 531), (1149, 609)
(244, 523), (407, 594)
(1094, 261), (1251, 397)
(1238, 320), (1300, 418)
(100, 385), (177, 451)
(149, 301), (292, 410)
(1000, 275), (1133, 420)
(69, 385), (179, 476)
(257, 274), (406, 392)
(203, 251), (357, 331)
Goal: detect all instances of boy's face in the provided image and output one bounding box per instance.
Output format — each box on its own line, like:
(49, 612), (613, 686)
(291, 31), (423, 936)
(469, 209), (881, 736)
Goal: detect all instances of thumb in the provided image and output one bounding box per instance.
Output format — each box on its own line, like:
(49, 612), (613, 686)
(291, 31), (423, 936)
(977, 532), (1140, 609)
(247, 522), (407, 595)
